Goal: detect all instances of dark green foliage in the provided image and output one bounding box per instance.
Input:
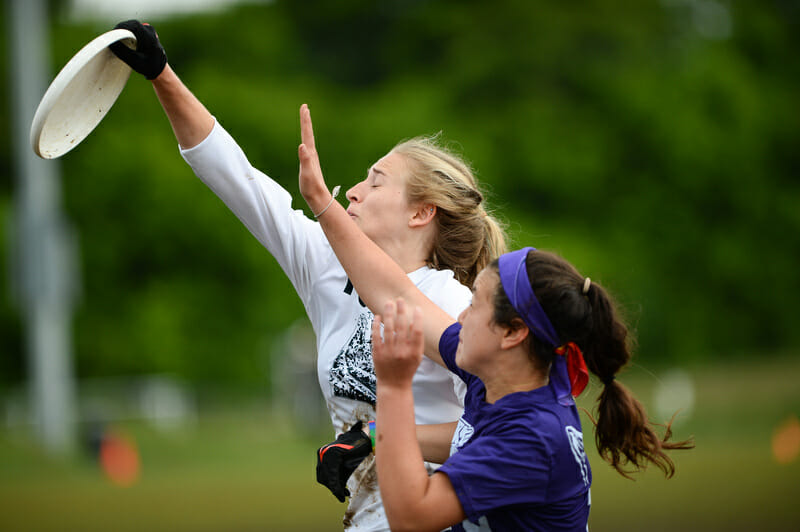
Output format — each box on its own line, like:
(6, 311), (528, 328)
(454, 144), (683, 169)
(2, 1), (798, 388)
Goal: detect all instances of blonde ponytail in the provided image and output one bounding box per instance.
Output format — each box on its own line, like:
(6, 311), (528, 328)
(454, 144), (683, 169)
(392, 135), (507, 286)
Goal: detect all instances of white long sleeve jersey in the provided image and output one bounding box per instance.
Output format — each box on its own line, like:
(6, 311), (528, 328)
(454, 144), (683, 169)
(180, 120), (470, 531)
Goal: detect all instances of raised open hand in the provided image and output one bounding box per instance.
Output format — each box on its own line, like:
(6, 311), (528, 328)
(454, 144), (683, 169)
(298, 104), (336, 217)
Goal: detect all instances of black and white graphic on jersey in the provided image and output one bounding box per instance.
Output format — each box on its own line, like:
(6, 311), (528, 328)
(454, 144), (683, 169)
(329, 310), (376, 405)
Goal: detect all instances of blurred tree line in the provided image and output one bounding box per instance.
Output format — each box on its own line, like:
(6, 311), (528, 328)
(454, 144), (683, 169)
(1, 0), (798, 392)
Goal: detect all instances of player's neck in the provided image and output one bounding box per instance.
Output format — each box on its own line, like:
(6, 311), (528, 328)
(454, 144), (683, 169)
(481, 357), (547, 404)
(380, 241), (430, 274)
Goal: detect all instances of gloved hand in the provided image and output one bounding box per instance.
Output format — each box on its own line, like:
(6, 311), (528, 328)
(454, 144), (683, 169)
(316, 421), (372, 502)
(109, 20), (167, 80)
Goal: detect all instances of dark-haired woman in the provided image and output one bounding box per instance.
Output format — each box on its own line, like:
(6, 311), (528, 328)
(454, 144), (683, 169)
(299, 105), (694, 531)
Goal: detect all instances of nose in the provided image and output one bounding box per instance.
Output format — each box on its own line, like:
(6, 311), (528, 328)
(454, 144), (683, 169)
(346, 182), (362, 204)
(457, 306), (468, 324)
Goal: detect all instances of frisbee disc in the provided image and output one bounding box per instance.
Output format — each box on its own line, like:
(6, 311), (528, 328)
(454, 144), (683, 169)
(30, 29), (137, 159)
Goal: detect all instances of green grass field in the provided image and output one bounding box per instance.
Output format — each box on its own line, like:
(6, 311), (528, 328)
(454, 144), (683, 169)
(1, 356), (798, 531)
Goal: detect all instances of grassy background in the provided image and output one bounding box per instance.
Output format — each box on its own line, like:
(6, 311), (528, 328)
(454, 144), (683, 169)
(1, 355), (798, 531)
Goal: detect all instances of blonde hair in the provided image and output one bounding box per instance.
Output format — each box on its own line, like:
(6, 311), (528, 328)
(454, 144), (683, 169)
(392, 134), (507, 287)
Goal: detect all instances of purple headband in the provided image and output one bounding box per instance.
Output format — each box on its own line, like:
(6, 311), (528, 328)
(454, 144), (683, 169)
(498, 247), (560, 348)
(497, 247), (573, 405)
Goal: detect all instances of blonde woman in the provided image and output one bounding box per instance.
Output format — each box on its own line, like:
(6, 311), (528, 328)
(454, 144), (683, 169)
(110, 20), (506, 531)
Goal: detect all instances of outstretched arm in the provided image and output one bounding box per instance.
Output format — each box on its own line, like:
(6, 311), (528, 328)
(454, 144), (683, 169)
(371, 300), (464, 531)
(298, 104), (455, 363)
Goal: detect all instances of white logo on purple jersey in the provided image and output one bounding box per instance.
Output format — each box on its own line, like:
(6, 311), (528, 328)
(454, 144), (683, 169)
(566, 425), (590, 486)
(451, 416), (474, 456)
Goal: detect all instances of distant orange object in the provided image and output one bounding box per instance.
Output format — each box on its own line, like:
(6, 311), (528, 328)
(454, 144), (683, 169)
(99, 431), (141, 486)
(771, 415), (800, 465)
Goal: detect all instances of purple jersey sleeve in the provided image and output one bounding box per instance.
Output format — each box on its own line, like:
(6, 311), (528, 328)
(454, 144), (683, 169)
(438, 323), (477, 386)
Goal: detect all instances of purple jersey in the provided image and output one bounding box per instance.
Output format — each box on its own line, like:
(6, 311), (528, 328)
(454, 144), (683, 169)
(437, 323), (591, 531)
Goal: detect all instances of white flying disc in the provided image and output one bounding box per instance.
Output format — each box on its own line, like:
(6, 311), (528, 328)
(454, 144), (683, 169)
(30, 29), (137, 159)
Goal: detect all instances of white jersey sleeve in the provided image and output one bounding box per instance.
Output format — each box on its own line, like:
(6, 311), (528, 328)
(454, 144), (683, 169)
(179, 119), (333, 304)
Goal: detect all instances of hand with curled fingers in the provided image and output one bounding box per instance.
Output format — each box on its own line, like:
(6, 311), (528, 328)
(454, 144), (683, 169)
(316, 420), (372, 502)
(371, 298), (425, 388)
(108, 20), (167, 80)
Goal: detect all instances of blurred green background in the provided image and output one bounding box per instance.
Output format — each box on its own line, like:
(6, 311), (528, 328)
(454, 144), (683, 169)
(1, 0), (798, 530)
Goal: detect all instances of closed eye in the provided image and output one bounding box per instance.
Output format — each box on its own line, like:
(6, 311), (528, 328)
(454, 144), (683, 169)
(369, 166), (387, 187)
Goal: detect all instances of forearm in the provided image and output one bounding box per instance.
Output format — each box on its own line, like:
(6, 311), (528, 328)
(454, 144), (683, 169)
(376, 386), (435, 527)
(316, 203), (414, 308)
(316, 201), (449, 358)
(151, 64), (215, 149)
(417, 422), (457, 465)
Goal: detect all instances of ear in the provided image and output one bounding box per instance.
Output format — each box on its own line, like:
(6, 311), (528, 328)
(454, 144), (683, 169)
(409, 203), (437, 228)
(500, 318), (529, 350)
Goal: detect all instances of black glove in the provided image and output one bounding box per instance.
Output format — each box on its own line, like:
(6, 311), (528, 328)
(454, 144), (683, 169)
(109, 20), (167, 80)
(316, 421), (372, 502)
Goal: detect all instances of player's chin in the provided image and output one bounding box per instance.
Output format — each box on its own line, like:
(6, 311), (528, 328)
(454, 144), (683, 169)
(454, 344), (464, 368)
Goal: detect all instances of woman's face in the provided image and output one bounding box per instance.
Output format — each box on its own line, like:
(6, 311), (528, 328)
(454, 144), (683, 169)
(455, 268), (506, 374)
(345, 151), (418, 250)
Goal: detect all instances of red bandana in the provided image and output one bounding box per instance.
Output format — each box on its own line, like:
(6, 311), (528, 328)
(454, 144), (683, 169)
(554, 342), (589, 397)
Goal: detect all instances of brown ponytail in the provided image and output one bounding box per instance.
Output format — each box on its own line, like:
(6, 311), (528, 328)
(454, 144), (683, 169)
(585, 280), (695, 478)
(490, 250), (694, 478)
